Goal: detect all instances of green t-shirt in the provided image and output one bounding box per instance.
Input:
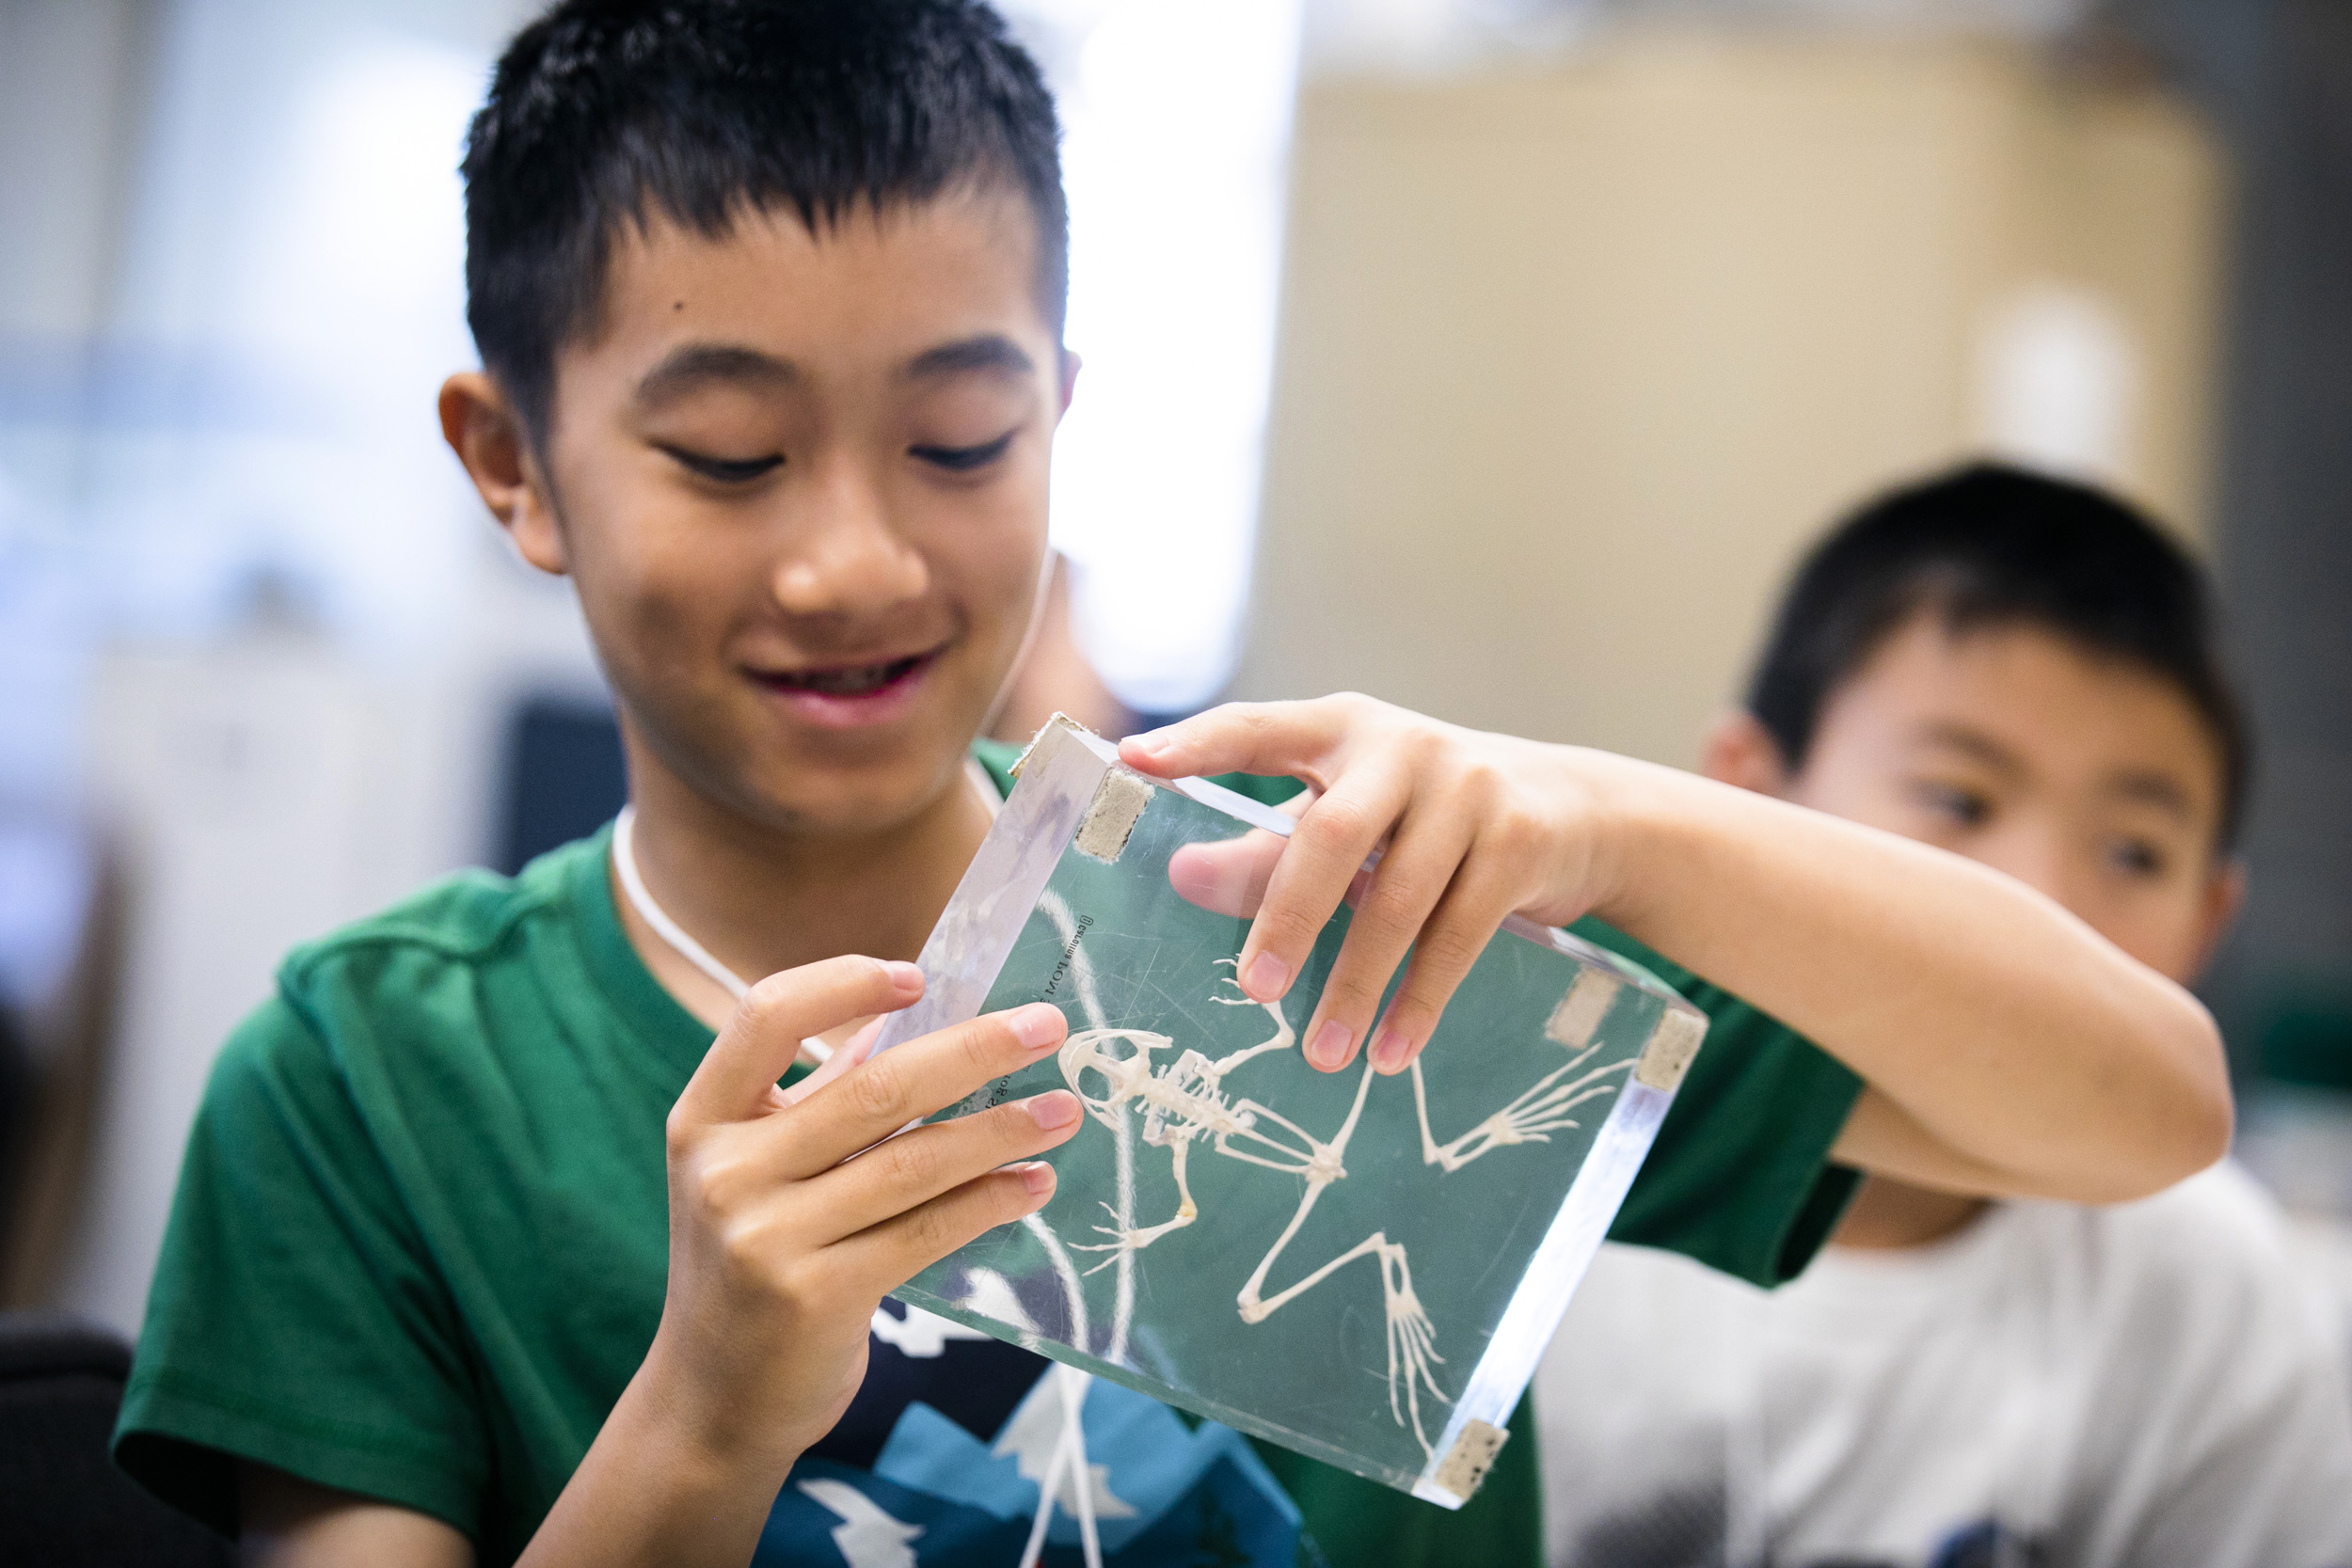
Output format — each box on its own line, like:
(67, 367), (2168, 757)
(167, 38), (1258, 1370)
(116, 746), (1860, 1565)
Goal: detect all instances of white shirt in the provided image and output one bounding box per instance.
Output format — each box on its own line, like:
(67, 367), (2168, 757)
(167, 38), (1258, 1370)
(1536, 1163), (2352, 1568)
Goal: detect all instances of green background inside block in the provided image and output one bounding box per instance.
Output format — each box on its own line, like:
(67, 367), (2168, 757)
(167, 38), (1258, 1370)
(905, 784), (1668, 1493)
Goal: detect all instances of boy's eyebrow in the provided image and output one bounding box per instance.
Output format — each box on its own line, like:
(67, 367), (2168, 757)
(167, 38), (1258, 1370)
(1914, 722), (2025, 777)
(2105, 768), (2197, 821)
(900, 334), (1035, 382)
(635, 342), (797, 407)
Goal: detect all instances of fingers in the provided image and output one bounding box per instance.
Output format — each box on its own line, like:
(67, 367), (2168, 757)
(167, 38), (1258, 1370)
(778, 1015), (885, 1108)
(830, 1161), (1062, 1291)
(802, 1089), (1082, 1241)
(1130, 698), (1584, 1075)
(676, 957), (924, 1130)
(1296, 807), (1478, 1072)
(1120, 695), (1368, 784)
(1363, 847), (1522, 1074)
(1234, 764), (1411, 1049)
(765, 1002), (1069, 1180)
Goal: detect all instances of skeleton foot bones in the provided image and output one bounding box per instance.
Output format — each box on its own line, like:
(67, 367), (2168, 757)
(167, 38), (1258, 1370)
(1051, 959), (1631, 1460)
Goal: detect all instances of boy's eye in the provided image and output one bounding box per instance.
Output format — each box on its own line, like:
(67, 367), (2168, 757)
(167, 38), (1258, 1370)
(2103, 837), (2169, 879)
(909, 430), (1016, 473)
(658, 445), (784, 484)
(1915, 780), (1994, 829)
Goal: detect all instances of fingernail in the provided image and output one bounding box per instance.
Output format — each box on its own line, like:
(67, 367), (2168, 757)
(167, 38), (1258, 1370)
(1129, 730), (1169, 757)
(883, 960), (925, 992)
(1028, 1091), (1080, 1130)
(1009, 1004), (1065, 1052)
(1245, 953), (1290, 999)
(1017, 1161), (1057, 1197)
(1371, 1027), (1413, 1074)
(1307, 1021), (1352, 1070)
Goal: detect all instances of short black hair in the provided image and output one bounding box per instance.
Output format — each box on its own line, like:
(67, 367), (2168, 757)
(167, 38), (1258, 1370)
(461, 0), (1066, 442)
(1746, 461), (2252, 850)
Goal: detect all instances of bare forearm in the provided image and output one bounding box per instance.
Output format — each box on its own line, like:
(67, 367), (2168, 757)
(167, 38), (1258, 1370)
(518, 1341), (798, 1568)
(248, 1354), (847, 1568)
(1119, 697), (2228, 1203)
(1595, 754), (2231, 1199)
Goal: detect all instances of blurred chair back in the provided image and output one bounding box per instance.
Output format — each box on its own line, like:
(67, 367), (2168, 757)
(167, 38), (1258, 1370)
(0, 817), (121, 1310)
(497, 693), (628, 875)
(0, 1313), (230, 1565)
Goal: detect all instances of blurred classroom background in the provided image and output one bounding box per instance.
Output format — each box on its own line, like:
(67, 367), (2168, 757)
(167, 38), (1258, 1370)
(1, 0), (2348, 1351)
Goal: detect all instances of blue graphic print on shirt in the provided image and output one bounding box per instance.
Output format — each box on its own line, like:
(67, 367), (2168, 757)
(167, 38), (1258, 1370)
(755, 1299), (1311, 1567)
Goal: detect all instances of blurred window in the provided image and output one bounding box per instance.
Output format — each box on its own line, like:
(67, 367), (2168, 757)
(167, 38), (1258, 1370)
(1009, 0), (1305, 715)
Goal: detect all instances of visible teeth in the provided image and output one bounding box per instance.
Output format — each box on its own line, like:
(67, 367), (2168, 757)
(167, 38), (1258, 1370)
(779, 655), (920, 695)
(798, 665), (889, 695)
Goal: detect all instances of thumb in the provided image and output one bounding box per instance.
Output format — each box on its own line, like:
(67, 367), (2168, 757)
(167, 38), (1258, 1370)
(1167, 786), (1311, 918)
(1169, 828), (1379, 920)
(675, 956), (922, 1129)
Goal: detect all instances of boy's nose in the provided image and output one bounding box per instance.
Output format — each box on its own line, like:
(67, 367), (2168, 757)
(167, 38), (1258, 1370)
(771, 465), (929, 617)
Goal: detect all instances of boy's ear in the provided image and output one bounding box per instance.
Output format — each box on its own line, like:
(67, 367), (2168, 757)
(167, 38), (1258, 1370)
(1701, 709), (1794, 798)
(1057, 349), (1081, 420)
(438, 372), (569, 576)
(2186, 857), (2249, 983)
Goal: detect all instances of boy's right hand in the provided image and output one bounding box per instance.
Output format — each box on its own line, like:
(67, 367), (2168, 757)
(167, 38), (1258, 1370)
(645, 955), (1077, 1477)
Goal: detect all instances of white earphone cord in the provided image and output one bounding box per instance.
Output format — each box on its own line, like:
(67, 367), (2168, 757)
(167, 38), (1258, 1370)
(611, 807), (752, 1000)
(611, 758), (1004, 1044)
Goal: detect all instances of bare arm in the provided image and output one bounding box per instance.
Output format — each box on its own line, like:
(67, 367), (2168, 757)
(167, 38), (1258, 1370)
(1602, 761), (2227, 1199)
(1122, 694), (2229, 1204)
(240, 1465), (472, 1567)
(237, 956), (1082, 1567)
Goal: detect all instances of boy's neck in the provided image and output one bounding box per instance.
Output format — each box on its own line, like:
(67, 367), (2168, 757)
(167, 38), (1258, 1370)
(614, 747), (995, 1028)
(1830, 1174), (1991, 1251)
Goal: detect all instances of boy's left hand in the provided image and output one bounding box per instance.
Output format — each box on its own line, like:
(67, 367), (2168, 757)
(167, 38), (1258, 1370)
(1120, 692), (1625, 1078)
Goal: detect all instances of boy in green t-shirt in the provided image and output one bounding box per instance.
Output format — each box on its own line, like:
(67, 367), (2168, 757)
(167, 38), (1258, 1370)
(114, 5), (2230, 1565)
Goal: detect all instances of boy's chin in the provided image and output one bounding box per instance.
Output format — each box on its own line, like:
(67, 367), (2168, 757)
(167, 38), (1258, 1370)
(741, 737), (985, 838)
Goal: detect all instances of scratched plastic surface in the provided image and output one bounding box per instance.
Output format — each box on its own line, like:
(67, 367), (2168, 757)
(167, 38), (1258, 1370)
(892, 774), (1697, 1501)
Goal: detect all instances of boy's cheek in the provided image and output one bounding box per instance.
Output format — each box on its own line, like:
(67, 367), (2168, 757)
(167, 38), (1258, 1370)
(941, 529), (1049, 657)
(570, 570), (704, 690)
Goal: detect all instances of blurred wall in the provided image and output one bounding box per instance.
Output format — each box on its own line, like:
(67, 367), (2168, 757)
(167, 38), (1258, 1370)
(0, 0), (596, 1334)
(0, 3), (149, 346)
(1235, 28), (2223, 767)
(2113, 0), (2352, 1077)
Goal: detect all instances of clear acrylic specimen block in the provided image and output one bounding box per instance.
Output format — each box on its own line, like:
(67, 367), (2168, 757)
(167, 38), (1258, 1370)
(869, 718), (1708, 1507)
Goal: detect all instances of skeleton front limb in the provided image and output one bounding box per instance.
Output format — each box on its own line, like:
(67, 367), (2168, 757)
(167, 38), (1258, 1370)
(1076, 1132), (1200, 1269)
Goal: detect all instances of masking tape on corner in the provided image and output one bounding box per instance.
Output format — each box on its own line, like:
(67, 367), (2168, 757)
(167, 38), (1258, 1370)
(1634, 1007), (1707, 1092)
(1433, 1419), (1509, 1504)
(1073, 768), (1153, 863)
(1544, 971), (1622, 1051)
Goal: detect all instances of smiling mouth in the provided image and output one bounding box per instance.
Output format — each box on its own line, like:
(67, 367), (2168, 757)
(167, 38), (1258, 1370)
(755, 648), (940, 698)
